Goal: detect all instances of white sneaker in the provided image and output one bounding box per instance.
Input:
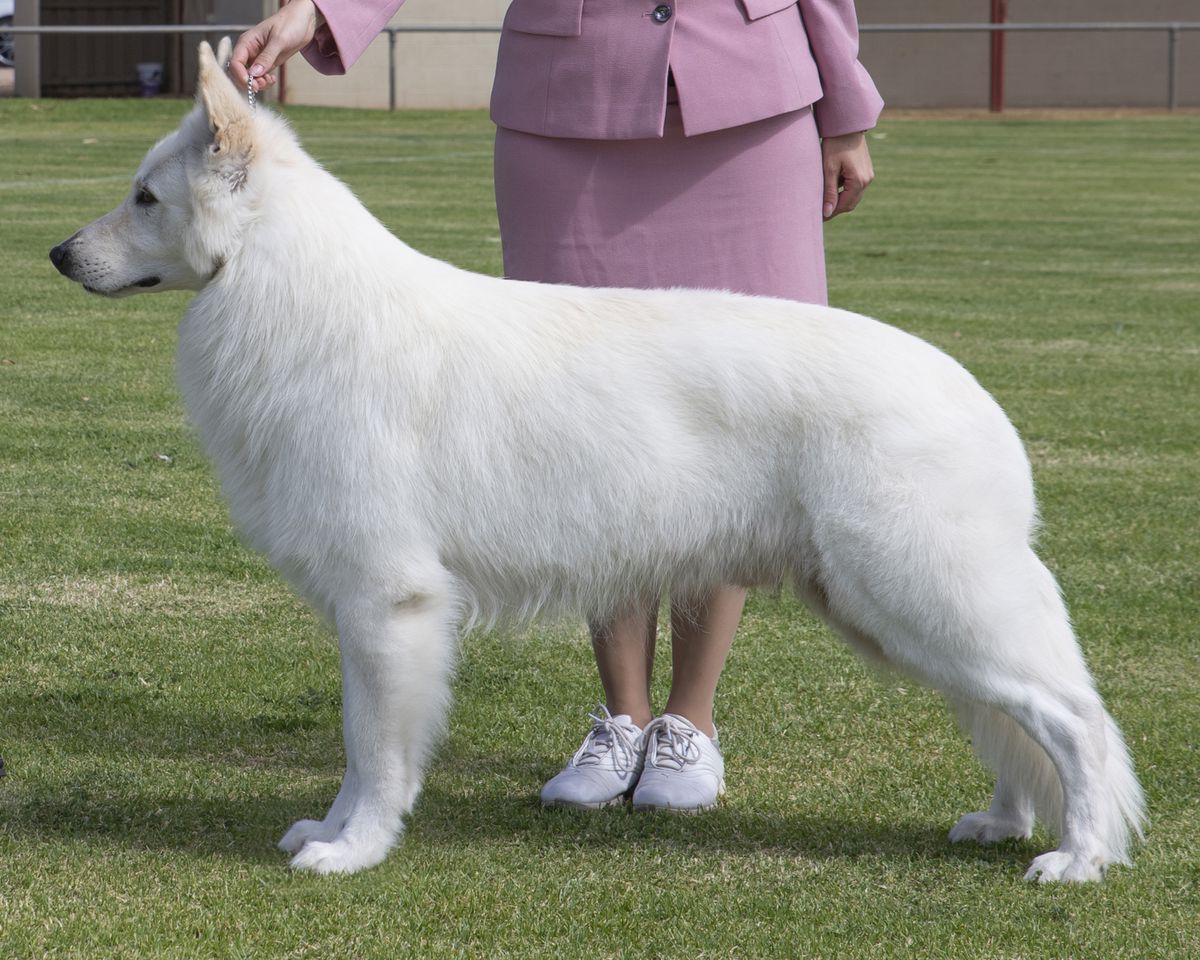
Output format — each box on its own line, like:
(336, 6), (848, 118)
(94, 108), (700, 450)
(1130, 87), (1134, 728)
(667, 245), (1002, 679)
(540, 706), (646, 809)
(632, 714), (725, 812)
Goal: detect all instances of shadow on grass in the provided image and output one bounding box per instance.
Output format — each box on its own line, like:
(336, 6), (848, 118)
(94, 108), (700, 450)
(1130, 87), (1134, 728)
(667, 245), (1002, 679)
(0, 787), (324, 867)
(407, 752), (1041, 876)
(0, 734), (1039, 877)
(0, 653), (1035, 874)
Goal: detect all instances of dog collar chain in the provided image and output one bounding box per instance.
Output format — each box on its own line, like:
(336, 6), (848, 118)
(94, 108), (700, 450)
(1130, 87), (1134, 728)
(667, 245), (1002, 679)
(224, 58), (257, 111)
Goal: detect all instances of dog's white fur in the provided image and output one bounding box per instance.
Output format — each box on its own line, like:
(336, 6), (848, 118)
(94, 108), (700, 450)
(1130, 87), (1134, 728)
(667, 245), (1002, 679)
(52, 41), (1145, 880)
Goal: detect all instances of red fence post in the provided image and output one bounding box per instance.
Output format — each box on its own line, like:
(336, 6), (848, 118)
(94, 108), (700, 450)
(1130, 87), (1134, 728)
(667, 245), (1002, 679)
(990, 0), (1007, 112)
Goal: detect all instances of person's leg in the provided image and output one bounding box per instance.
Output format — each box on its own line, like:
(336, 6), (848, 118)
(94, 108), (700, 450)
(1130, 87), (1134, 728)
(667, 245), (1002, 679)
(664, 586), (746, 737)
(540, 604), (657, 808)
(630, 586), (742, 811)
(590, 604), (657, 729)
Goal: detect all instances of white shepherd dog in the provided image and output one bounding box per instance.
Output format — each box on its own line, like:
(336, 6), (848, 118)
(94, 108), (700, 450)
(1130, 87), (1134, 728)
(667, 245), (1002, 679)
(51, 41), (1144, 881)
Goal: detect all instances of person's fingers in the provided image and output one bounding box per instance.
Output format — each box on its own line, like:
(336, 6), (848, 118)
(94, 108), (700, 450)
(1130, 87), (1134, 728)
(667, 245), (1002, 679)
(822, 161), (841, 221)
(845, 159), (875, 215)
(835, 161), (872, 215)
(230, 25), (269, 86)
(251, 33), (292, 85)
(244, 73), (278, 93)
(833, 174), (864, 217)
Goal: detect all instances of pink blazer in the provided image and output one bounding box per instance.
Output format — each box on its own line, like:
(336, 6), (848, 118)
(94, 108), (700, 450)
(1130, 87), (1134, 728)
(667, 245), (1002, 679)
(305, 0), (882, 139)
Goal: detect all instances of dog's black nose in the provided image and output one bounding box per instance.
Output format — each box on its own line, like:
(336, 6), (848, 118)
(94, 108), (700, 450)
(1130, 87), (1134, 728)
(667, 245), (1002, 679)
(49, 242), (71, 274)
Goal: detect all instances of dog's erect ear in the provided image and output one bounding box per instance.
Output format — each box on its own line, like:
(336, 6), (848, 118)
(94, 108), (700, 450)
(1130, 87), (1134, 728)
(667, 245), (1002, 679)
(215, 35), (233, 66)
(196, 40), (254, 164)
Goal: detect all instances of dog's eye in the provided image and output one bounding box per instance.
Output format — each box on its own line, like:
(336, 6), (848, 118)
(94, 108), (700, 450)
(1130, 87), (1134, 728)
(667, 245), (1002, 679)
(136, 186), (158, 206)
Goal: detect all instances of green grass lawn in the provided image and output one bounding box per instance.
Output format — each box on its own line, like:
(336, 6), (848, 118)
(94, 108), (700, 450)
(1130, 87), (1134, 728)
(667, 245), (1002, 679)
(1, 99), (1197, 958)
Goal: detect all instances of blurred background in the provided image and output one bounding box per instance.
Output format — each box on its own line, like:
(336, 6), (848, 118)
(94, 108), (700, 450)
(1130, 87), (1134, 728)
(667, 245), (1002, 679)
(3, 1), (1198, 111)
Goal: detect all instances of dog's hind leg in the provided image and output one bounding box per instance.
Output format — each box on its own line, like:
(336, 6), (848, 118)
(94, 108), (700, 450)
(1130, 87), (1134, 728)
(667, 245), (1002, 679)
(808, 592), (1040, 847)
(287, 568), (459, 875)
(946, 701), (1041, 844)
(937, 561), (1143, 881)
(949, 676), (1144, 883)
(819, 537), (1144, 882)
(943, 554), (1144, 882)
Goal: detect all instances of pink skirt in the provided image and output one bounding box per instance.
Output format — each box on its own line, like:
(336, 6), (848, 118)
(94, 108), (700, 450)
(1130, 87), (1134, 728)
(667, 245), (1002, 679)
(493, 102), (826, 304)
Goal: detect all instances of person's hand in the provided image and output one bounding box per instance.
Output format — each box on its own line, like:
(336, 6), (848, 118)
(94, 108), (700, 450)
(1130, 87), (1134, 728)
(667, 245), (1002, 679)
(230, 0), (324, 93)
(821, 131), (874, 220)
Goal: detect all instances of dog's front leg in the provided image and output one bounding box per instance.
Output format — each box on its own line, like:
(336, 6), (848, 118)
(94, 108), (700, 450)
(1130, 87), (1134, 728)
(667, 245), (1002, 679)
(287, 583), (458, 875)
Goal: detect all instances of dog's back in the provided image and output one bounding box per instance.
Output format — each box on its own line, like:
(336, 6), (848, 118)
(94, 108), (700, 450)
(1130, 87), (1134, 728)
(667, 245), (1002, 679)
(181, 169), (1027, 631)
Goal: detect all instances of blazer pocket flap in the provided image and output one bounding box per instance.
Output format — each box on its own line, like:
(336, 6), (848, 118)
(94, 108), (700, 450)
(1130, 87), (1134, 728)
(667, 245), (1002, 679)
(741, 0), (797, 21)
(503, 0), (584, 36)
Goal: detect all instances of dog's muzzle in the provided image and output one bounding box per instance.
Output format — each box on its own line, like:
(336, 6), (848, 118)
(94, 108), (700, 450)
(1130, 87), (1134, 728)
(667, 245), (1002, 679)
(49, 235), (161, 293)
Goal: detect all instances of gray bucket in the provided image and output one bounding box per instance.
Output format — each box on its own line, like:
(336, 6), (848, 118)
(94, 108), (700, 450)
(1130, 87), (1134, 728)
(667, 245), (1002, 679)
(136, 62), (163, 97)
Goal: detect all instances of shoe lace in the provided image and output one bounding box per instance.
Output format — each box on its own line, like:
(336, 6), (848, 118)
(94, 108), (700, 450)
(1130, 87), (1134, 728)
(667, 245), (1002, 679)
(571, 705), (643, 773)
(644, 715), (703, 771)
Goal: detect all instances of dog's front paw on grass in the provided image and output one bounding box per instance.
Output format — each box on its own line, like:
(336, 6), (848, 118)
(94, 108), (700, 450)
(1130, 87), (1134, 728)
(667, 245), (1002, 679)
(949, 811), (1033, 844)
(278, 818), (338, 854)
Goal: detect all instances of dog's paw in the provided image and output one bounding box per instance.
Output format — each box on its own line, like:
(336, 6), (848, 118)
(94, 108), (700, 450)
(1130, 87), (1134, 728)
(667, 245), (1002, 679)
(1023, 850), (1104, 884)
(289, 834), (395, 875)
(949, 811), (1033, 845)
(279, 818), (339, 854)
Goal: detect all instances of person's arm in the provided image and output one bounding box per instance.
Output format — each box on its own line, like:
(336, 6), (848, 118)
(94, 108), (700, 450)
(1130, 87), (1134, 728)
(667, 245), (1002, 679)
(795, 0), (883, 220)
(230, 0), (406, 92)
(796, 0), (883, 138)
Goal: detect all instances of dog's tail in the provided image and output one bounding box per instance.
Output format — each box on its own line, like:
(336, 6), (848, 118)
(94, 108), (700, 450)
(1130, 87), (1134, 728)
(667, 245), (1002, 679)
(1092, 708), (1148, 864)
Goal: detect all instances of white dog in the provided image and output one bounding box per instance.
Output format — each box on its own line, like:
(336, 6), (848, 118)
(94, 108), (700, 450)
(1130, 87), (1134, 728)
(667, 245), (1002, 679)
(50, 40), (1144, 881)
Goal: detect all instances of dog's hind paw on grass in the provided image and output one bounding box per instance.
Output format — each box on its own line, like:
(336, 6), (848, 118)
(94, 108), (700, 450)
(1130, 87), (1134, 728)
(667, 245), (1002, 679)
(1023, 850), (1105, 884)
(948, 811), (1033, 844)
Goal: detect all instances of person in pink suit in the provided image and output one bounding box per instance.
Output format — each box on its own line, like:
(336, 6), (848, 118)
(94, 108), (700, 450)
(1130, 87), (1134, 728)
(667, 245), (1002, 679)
(232, 0), (882, 813)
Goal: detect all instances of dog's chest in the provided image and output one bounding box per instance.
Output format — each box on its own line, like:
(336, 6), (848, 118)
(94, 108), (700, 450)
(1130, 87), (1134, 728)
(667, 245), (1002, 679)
(175, 308), (329, 537)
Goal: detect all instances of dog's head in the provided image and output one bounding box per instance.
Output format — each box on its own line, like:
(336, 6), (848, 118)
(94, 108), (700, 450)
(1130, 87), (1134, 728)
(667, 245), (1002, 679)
(50, 38), (261, 297)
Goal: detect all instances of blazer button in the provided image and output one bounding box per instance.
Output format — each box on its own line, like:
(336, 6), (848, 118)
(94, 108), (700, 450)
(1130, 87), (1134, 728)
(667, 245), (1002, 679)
(652, 4), (672, 23)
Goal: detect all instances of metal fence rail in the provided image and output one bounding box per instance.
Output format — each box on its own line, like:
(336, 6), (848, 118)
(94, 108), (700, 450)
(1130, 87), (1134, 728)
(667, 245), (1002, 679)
(863, 21), (1200, 111)
(8, 21), (1200, 111)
